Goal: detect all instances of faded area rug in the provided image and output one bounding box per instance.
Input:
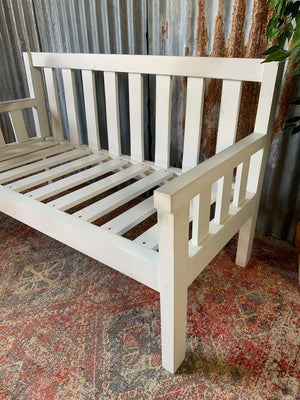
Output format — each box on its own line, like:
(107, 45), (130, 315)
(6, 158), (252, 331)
(0, 212), (299, 400)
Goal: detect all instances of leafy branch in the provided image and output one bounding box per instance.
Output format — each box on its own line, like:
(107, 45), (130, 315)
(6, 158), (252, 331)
(263, 0), (300, 134)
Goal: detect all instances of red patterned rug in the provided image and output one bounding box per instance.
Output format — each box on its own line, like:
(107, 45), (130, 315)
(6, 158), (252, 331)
(0, 211), (299, 399)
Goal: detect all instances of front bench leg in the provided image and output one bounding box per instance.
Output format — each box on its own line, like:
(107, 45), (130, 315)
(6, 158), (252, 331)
(158, 207), (189, 373)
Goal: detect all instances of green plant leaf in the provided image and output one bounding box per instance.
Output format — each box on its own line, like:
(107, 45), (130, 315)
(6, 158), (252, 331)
(267, 0), (281, 9)
(285, 22), (294, 40)
(292, 125), (300, 134)
(269, 27), (283, 40)
(262, 45), (281, 55)
(286, 116), (300, 123)
(278, 32), (287, 47)
(262, 48), (291, 62)
(283, 123), (297, 130)
(292, 63), (300, 75)
(290, 97), (300, 104)
(291, 45), (300, 63)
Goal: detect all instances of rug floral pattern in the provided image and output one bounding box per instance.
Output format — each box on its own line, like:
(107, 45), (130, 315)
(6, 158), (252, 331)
(0, 212), (299, 399)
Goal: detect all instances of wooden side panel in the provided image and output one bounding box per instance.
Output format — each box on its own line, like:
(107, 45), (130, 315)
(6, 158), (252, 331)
(182, 77), (204, 172)
(155, 75), (172, 168)
(104, 71), (121, 156)
(191, 190), (211, 246)
(128, 73), (144, 162)
(8, 110), (29, 143)
(23, 53), (51, 138)
(214, 171), (233, 224)
(216, 80), (242, 154)
(62, 69), (81, 146)
(44, 67), (64, 141)
(82, 70), (101, 150)
(233, 158), (250, 207)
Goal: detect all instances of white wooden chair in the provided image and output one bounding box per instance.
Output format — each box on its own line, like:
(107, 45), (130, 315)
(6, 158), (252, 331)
(0, 53), (283, 373)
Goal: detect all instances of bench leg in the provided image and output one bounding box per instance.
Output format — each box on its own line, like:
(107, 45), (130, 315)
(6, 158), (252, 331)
(157, 209), (189, 373)
(160, 282), (187, 373)
(236, 214), (256, 267)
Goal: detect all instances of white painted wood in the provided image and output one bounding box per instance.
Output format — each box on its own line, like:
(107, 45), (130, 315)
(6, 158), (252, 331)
(134, 224), (158, 250)
(9, 110), (29, 143)
(6, 152), (103, 191)
(155, 75), (172, 168)
(27, 158), (127, 201)
(233, 158), (250, 207)
(0, 125), (6, 147)
(158, 203), (189, 373)
(48, 162), (148, 211)
(104, 71), (121, 155)
(214, 171), (233, 225)
(0, 143), (72, 173)
(188, 194), (256, 285)
(0, 185), (159, 291)
(0, 139), (55, 162)
(246, 148), (264, 194)
(44, 67), (64, 141)
(128, 73), (144, 162)
(0, 98), (37, 113)
(182, 77), (204, 172)
(0, 147), (89, 185)
(191, 190), (211, 246)
(31, 52), (264, 82)
(62, 69), (81, 145)
(82, 70), (101, 150)
(216, 80), (242, 154)
(154, 133), (267, 214)
(23, 53), (51, 138)
(74, 168), (174, 222)
(101, 196), (155, 235)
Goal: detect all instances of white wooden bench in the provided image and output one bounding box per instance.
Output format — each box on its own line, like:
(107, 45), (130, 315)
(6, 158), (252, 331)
(0, 53), (283, 373)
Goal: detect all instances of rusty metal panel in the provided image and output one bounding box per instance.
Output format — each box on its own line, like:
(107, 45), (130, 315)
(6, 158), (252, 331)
(0, 0), (298, 241)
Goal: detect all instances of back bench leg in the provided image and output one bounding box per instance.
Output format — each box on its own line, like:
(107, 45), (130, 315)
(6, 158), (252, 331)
(235, 214), (256, 268)
(158, 209), (189, 373)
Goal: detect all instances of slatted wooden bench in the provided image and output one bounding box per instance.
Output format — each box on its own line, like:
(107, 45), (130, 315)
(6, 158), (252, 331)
(0, 53), (282, 373)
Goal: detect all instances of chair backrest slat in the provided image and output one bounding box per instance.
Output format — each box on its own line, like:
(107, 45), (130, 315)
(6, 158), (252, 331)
(9, 110), (29, 143)
(82, 70), (101, 151)
(62, 69), (81, 146)
(182, 77), (205, 172)
(155, 75), (172, 168)
(104, 71), (121, 156)
(216, 80), (242, 154)
(129, 73), (144, 162)
(44, 67), (64, 141)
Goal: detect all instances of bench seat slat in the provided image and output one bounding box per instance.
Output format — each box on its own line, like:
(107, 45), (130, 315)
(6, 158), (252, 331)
(0, 139), (52, 161)
(0, 143), (73, 173)
(73, 168), (174, 223)
(27, 158), (128, 201)
(100, 196), (155, 235)
(134, 224), (158, 250)
(7, 153), (106, 191)
(48, 162), (149, 211)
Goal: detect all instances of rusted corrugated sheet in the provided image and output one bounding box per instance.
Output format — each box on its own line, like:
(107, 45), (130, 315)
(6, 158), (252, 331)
(0, 0), (298, 241)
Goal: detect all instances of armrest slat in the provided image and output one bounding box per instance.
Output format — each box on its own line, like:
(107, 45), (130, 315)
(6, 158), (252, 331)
(0, 98), (37, 113)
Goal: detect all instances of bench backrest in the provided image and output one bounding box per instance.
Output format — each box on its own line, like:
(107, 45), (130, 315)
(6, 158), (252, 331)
(1, 53), (282, 173)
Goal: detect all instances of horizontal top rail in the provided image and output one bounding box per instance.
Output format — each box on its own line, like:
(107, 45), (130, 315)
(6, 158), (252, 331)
(154, 132), (267, 213)
(29, 52), (266, 82)
(0, 98), (37, 113)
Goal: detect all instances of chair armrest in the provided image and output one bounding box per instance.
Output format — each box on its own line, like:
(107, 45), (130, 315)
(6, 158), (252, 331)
(0, 98), (37, 113)
(154, 132), (268, 214)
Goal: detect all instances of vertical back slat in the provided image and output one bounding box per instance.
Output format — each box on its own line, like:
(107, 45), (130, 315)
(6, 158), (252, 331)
(9, 110), (29, 143)
(182, 77), (205, 173)
(104, 71), (121, 156)
(44, 67), (64, 141)
(214, 171), (233, 224)
(62, 69), (81, 146)
(155, 75), (172, 168)
(191, 190), (211, 246)
(0, 125), (5, 146)
(23, 53), (51, 139)
(82, 70), (101, 151)
(128, 73), (144, 162)
(216, 80), (242, 154)
(233, 158), (250, 207)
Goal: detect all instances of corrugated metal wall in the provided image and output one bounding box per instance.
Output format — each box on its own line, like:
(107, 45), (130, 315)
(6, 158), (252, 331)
(0, 0), (299, 242)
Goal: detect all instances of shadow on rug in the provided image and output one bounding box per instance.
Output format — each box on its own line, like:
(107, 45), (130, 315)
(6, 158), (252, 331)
(0, 212), (299, 399)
